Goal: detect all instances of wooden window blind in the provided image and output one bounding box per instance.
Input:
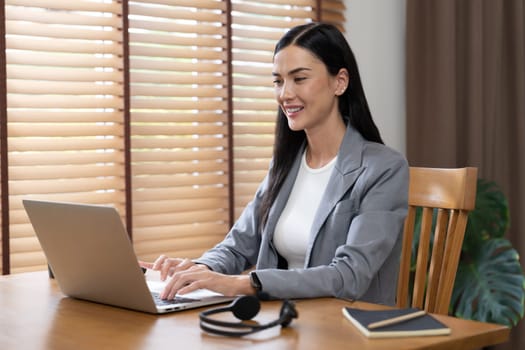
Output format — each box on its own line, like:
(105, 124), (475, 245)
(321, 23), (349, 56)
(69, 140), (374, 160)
(128, 0), (230, 261)
(1, 0), (345, 274)
(5, 0), (125, 273)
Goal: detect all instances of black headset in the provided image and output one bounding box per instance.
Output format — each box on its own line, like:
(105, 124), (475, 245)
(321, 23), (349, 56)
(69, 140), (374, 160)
(199, 295), (298, 337)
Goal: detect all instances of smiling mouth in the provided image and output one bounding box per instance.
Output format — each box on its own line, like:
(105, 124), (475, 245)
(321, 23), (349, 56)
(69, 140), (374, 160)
(285, 106), (304, 115)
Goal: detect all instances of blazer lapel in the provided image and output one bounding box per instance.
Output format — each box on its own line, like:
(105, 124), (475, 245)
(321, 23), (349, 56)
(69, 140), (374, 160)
(306, 125), (366, 263)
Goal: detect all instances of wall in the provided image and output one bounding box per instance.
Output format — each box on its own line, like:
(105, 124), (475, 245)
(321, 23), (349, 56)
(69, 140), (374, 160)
(344, 0), (407, 154)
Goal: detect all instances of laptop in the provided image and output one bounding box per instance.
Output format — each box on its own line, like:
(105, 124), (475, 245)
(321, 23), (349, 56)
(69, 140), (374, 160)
(22, 199), (234, 314)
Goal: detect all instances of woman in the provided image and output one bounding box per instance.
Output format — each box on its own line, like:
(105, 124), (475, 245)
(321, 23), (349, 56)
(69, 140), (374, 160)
(140, 22), (408, 306)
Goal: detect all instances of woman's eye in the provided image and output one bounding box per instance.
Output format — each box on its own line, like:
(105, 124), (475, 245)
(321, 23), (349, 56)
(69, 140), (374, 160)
(294, 77), (306, 82)
(273, 79), (282, 85)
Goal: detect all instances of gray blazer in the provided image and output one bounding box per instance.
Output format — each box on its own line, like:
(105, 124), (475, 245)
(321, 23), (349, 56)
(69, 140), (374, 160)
(195, 125), (408, 305)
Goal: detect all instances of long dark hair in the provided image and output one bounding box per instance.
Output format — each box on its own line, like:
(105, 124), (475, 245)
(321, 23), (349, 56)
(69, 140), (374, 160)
(258, 22), (384, 230)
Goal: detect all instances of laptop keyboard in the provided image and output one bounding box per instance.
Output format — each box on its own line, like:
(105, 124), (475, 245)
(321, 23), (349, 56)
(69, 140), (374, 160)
(151, 292), (200, 305)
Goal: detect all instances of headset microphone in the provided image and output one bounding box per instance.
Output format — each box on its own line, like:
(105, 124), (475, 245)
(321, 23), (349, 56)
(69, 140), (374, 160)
(199, 295), (298, 337)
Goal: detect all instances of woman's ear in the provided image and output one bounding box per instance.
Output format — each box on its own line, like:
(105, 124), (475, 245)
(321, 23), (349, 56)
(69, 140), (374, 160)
(335, 68), (349, 96)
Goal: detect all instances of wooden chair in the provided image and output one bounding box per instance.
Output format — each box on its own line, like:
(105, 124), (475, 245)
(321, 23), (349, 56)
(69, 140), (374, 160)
(396, 167), (478, 315)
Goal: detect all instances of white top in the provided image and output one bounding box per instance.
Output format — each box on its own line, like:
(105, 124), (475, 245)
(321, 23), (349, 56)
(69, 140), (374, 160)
(273, 150), (337, 269)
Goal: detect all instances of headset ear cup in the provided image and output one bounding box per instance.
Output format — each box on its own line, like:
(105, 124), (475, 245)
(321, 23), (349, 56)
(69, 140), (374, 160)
(230, 295), (260, 321)
(279, 300), (298, 327)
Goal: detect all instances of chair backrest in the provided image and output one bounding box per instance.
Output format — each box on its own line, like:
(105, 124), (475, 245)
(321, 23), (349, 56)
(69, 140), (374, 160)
(396, 167), (478, 315)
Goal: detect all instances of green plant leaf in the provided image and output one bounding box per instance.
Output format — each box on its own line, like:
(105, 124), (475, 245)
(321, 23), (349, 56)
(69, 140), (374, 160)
(451, 239), (525, 326)
(463, 179), (509, 255)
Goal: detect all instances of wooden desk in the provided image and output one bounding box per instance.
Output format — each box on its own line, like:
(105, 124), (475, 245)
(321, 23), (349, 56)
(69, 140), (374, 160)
(0, 271), (509, 350)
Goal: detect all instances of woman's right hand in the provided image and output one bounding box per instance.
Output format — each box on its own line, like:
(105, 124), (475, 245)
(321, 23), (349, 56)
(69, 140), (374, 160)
(139, 255), (207, 281)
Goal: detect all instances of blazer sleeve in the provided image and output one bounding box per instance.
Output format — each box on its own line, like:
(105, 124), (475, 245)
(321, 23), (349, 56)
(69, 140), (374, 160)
(254, 151), (409, 303)
(193, 175), (268, 274)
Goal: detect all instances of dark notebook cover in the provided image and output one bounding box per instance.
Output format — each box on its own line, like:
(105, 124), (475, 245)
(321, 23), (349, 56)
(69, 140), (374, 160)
(342, 307), (451, 338)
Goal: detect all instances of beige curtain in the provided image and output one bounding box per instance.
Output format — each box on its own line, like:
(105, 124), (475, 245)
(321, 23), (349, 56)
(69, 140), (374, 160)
(406, 1), (525, 349)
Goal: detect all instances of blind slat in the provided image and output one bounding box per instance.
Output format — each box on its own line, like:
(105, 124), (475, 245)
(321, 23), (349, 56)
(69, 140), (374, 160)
(8, 80), (122, 95)
(9, 123), (122, 137)
(9, 152), (121, 166)
(132, 112), (227, 123)
(131, 149), (228, 163)
(132, 173), (228, 188)
(7, 52), (123, 68)
(8, 66), (122, 82)
(131, 99), (226, 111)
(132, 186), (228, 202)
(128, 3), (224, 22)
(130, 32), (225, 48)
(131, 85), (227, 98)
(131, 139), (228, 151)
(7, 38), (122, 54)
(130, 45), (227, 61)
(6, 6), (119, 26)
(10, 165), (124, 180)
(129, 19), (227, 36)
(8, 95), (123, 109)
(9, 178), (125, 195)
(130, 71), (225, 85)
(133, 161), (228, 176)
(130, 58), (225, 73)
(129, 0), (226, 11)
(8, 110), (123, 123)
(6, 0), (121, 13)
(9, 139), (123, 152)
(232, 2), (312, 17)
(6, 21), (121, 41)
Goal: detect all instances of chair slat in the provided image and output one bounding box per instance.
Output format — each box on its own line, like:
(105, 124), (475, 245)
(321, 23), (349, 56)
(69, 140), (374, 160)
(424, 208), (449, 312)
(396, 207), (416, 308)
(412, 207), (434, 309)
